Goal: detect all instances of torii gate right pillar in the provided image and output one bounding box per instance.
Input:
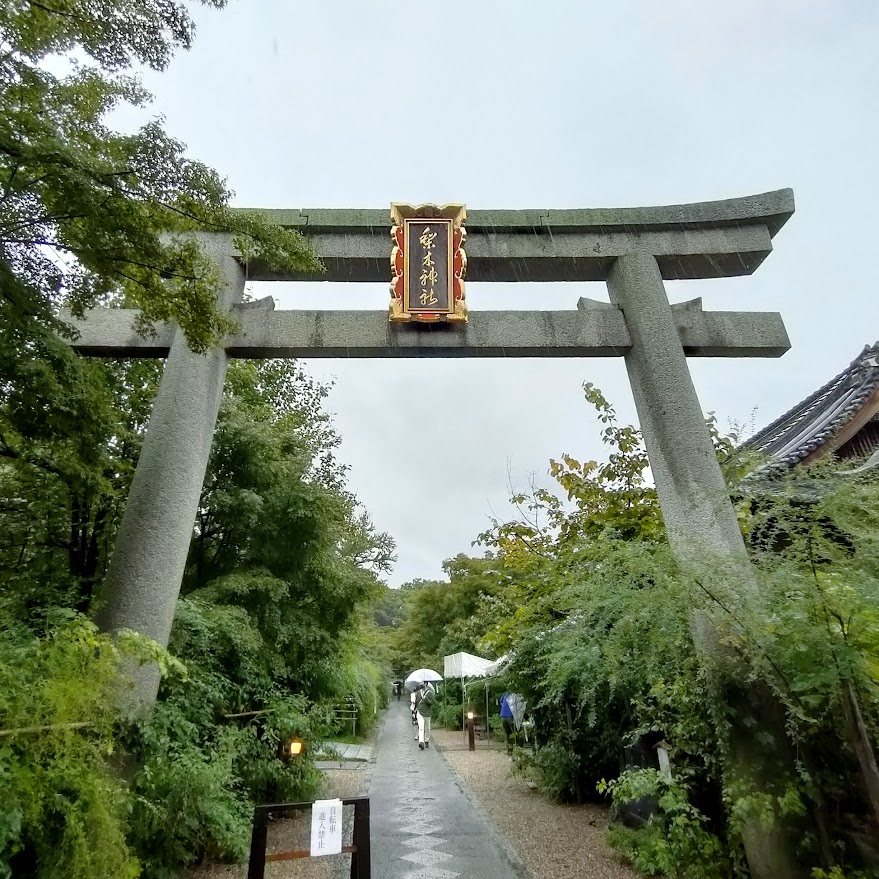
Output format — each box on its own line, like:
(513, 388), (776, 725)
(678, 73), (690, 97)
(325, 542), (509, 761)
(607, 251), (797, 879)
(607, 251), (751, 571)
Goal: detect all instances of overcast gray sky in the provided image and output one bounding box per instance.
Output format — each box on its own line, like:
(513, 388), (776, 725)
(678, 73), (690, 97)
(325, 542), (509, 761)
(121, 0), (878, 585)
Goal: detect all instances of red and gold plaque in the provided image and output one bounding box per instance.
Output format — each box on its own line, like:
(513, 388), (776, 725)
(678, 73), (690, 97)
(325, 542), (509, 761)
(389, 203), (467, 323)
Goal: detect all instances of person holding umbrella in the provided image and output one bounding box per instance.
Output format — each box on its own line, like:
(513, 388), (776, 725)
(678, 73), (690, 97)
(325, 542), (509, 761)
(500, 692), (515, 755)
(405, 668), (442, 749)
(416, 681), (436, 750)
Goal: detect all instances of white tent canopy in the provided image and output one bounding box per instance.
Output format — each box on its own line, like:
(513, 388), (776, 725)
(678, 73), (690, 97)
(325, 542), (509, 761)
(443, 652), (497, 737)
(443, 652), (526, 741)
(443, 652), (493, 679)
(483, 654), (510, 677)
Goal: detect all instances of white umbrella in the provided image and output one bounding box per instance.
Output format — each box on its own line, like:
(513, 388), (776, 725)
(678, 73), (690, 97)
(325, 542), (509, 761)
(405, 668), (443, 690)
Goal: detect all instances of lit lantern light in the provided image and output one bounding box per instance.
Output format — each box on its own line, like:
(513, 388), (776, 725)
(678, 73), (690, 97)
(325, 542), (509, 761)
(466, 712), (474, 720)
(287, 738), (304, 758)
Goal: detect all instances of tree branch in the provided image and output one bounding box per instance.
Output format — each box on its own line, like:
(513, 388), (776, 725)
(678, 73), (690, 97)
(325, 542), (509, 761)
(0, 721), (92, 737)
(23, 0), (88, 23)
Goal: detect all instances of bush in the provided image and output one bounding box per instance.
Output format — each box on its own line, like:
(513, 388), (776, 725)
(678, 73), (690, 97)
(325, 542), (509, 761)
(531, 740), (582, 801)
(230, 700), (325, 804)
(128, 725), (252, 879)
(0, 610), (334, 879)
(488, 715), (505, 737)
(0, 614), (139, 879)
(602, 770), (727, 879)
(433, 701), (464, 729)
(126, 673), (328, 877)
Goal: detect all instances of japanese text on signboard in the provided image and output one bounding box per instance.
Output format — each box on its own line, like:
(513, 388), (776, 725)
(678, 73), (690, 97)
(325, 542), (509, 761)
(310, 799), (343, 856)
(406, 220), (452, 313)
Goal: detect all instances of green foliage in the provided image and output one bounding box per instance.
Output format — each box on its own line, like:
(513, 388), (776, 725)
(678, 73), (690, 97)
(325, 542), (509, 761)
(602, 770), (727, 879)
(394, 380), (879, 878)
(126, 693), (324, 878)
(392, 556), (505, 673)
(0, 0), (326, 650)
(0, 613), (139, 878)
(526, 740), (583, 802)
(181, 357), (394, 709)
(1, 354), (396, 877)
(114, 357), (393, 874)
(128, 723), (252, 879)
(0, 4), (397, 876)
(373, 585), (406, 629)
(1, 0), (321, 355)
(432, 700), (465, 730)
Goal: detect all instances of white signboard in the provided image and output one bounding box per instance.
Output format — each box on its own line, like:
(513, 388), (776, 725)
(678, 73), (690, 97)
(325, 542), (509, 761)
(310, 798), (343, 856)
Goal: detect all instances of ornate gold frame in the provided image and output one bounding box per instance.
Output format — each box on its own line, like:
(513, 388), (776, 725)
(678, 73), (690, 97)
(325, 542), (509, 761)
(390, 203), (467, 323)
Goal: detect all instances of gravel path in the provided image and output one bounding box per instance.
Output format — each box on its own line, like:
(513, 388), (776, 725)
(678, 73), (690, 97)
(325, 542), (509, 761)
(432, 728), (640, 879)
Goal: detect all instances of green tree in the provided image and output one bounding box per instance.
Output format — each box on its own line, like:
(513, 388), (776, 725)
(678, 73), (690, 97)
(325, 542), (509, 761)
(1, 0), (319, 353)
(0, 3), (405, 877)
(373, 585), (406, 630)
(125, 358), (396, 874)
(0, 358), (162, 622)
(397, 382), (879, 877)
(179, 358), (395, 705)
(392, 556), (506, 673)
(1, 353), (398, 878)
(0, 0), (322, 630)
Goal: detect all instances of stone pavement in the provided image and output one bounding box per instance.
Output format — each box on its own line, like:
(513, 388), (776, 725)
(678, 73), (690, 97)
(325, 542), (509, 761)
(315, 741), (374, 769)
(369, 701), (528, 879)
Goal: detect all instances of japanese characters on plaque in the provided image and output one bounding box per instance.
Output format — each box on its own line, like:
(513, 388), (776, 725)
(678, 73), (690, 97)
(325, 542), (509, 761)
(389, 203), (467, 323)
(309, 798), (343, 857)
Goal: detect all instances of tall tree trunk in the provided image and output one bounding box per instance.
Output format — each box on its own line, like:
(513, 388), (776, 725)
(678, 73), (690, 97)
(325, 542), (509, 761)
(840, 679), (879, 831)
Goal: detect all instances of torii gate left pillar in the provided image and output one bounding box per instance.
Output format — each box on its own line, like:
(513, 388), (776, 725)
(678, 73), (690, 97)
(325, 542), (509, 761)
(68, 189), (794, 709)
(92, 237), (244, 702)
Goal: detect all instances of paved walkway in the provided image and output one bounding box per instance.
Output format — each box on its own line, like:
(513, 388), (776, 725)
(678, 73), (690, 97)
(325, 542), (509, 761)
(315, 741), (374, 769)
(369, 701), (528, 879)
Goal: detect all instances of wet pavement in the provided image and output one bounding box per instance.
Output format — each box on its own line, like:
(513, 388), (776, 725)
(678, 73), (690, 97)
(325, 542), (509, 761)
(369, 701), (528, 879)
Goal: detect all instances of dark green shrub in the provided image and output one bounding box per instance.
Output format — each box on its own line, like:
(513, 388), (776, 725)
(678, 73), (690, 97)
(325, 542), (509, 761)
(0, 615), (139, 879)
(531, 740), (582, 801)
(602, 770), (727, 879)
(433, 701), (465, 729)
(129, 726), (251, 879)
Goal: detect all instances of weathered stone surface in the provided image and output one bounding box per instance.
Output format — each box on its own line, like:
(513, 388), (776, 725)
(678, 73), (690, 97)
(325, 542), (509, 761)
(65, 303), (790, 360)
(249, 188), (794, 234)
(62, 309), (177, 356)
(606, 252), (754, 570)
(95, 237), (245, 707)
(247, 224), (774, 283)
(240, 189), (793, 282)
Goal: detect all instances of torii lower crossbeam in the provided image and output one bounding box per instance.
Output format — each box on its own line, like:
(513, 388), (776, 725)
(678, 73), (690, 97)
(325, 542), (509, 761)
(66, 298), (789, 360)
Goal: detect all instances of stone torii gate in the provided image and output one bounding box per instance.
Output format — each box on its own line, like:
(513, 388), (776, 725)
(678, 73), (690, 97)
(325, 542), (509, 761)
(66, 188), (794, 706)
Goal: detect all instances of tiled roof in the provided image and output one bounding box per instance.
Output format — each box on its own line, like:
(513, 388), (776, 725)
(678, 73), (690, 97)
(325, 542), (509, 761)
(743, 343), (879, 470)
